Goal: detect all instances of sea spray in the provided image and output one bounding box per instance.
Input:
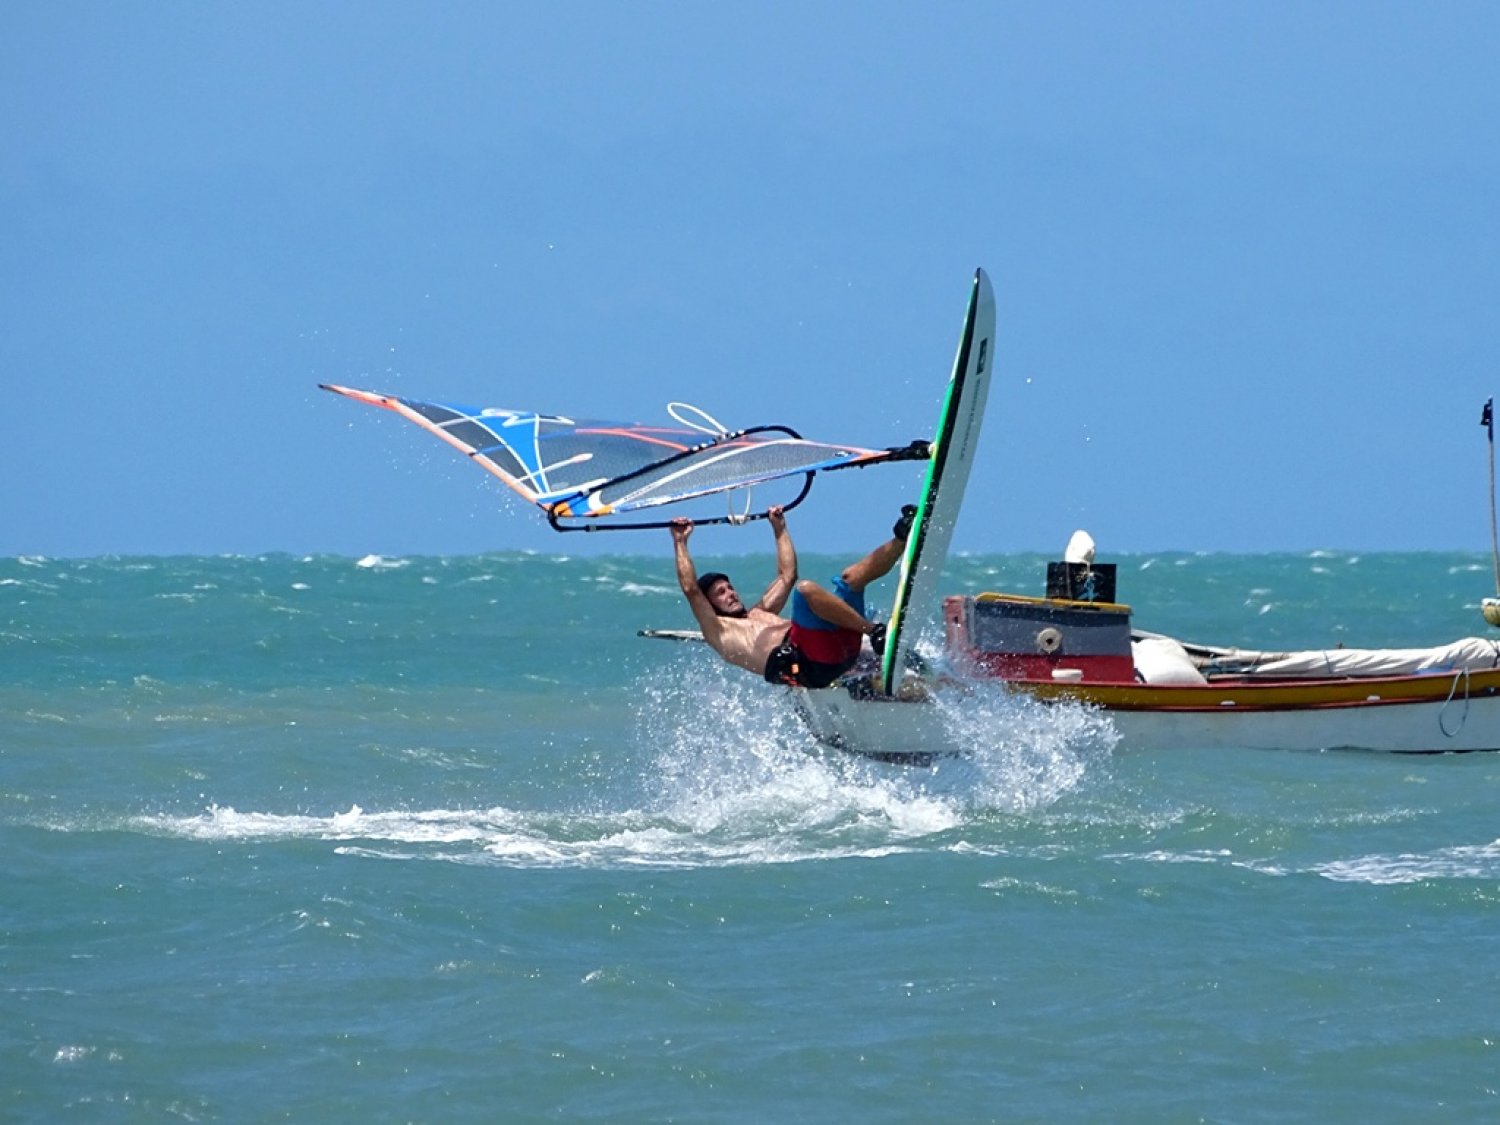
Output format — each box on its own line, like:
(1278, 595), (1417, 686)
(634, 652), (1118, 850)
(929, 681), (1119, 812)
(632, 658), (957, 856)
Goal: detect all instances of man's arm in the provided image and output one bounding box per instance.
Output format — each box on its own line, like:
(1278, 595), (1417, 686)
(754, 506), (797, 614)
(671, 518), (722, 639)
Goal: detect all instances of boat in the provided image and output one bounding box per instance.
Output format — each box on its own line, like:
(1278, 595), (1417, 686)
(788, 290), (1500, 759)
(789, 544), (1500, 758)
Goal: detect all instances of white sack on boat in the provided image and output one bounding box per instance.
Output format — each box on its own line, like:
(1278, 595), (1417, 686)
(1064, 530), (1096, 565)
(1132, 636), (1208, 684)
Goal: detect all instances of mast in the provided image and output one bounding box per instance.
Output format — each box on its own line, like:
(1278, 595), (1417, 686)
(1483, 398), (1500, 626)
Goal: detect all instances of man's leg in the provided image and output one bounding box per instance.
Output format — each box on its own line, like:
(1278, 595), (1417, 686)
(839, 538), (902, 593)
(840, 506), (916, 592)
(789, 508), (916, 636)
(792, 579), (871, 634)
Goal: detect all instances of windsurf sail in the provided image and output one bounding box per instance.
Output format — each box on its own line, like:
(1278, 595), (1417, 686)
(320, 384), (928, 531)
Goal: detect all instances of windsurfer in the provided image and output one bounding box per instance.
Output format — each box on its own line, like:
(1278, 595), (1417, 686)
(671, 505), (916, 688)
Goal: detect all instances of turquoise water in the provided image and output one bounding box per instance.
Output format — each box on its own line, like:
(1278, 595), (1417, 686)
(5, 550), (1500, 1121)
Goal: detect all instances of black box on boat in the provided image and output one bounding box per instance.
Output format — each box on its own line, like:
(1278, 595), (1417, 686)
(1046, 562), (1116, 604)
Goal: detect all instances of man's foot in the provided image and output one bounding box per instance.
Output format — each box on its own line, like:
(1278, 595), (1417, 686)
(892, 504), (918, 541)
(869, 622), (888, 657)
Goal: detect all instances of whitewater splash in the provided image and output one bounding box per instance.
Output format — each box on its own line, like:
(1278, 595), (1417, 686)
(102, 657), (1117, 871)
(927, 681), (1118, 811)
(638, 666), (964, 847)
(633, 658), (1118, 840)
(128, 802), (843, 869)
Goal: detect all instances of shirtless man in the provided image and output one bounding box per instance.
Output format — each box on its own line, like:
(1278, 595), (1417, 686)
(671, 505), (916, 688)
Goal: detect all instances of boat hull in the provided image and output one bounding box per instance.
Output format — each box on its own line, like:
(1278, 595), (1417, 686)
(790, 668), (1500, 757)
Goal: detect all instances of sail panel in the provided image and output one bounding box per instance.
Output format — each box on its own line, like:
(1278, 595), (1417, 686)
(321, 384), (894, 520)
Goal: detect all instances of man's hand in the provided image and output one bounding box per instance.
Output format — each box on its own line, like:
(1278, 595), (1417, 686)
(767, 506), (786, 535)
(671, 516), (693, 544)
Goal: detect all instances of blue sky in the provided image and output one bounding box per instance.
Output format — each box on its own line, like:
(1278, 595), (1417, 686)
(4, 2), (1497, 558)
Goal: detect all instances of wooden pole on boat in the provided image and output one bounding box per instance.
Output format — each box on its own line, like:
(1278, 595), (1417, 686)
(1483, 398), (1500, 627)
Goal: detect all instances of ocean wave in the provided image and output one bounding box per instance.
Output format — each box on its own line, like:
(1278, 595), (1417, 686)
(95, 668), (1116, 871)
(122, 803), (933, 870)
(1109, 848), (1233, 865)
(1310, 840), (1500, 884)
(1101, 838), (1500, 885)
(615, 581), (676, 597)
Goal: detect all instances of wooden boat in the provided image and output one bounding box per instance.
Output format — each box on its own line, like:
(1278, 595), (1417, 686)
(790, 559), (1500, 759)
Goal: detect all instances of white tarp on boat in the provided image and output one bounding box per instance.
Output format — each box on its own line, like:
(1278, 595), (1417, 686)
(1197, 637), (1500, 679)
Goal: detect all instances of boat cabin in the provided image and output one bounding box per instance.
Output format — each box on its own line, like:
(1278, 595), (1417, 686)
(943, 557), (1208, 686)
(945, 589), (1135, 684)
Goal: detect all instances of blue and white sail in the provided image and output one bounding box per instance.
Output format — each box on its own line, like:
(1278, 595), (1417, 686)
(321, 385), (926, 531)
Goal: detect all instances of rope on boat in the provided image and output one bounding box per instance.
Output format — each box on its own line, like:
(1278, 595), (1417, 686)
(1438, 668), (1471, 738)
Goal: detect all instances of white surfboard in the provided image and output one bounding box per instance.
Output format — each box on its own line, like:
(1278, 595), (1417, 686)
(878, 268), (995, 695)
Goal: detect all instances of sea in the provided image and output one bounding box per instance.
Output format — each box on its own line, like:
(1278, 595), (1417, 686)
(5, 548), (1500, 1122)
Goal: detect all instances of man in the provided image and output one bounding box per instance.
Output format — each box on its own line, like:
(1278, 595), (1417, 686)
(671, 504), (916, 688)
